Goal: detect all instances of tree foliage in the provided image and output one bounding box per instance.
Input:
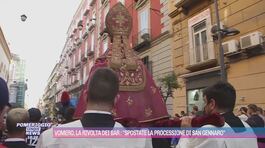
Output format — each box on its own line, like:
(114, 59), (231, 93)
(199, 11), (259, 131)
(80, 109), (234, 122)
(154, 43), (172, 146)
(158, 72), (180, 103)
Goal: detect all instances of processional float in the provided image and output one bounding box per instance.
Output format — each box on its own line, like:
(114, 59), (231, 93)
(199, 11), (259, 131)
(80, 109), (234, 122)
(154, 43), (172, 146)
(73, 3), (224, 128)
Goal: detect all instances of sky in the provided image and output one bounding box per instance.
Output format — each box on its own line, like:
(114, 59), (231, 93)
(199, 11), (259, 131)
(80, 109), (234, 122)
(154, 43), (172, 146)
(0, 0), (82, 108)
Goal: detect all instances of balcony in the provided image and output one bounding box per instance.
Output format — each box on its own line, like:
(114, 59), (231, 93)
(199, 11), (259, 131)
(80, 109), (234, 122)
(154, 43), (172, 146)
(67, 68), (72, 75)
(75, 38), (82, 46)
(83, 8), (90, 16)
(73, 28), (77, 33)
(70, 67), (75, 72)
(99, 27), (108, 36)
(87, 50), (94, 57)
(75, 61), (81, 68)
(132, 29), (152, 52)
(77, 20), (83, 29)
(82, 31), (88, 39)
(175, 0), (208, 15)
(101, 0), (109, 5)
(135, 0), (148, 10)
(68, 51), (73, 56)
(68, 80), (83, 92)
(82, 54), (88, 62)
(72, 46), (77, 52)
(88, 21), (96, 31)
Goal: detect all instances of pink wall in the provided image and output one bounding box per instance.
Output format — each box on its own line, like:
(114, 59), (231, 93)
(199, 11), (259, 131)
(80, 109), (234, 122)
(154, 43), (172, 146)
(150, 0), (162, 39)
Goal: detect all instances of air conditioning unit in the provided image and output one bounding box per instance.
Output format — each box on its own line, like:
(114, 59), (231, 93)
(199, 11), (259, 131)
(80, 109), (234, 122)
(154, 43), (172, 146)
(222, 40), (239, 55)
(240, 31), (264, 49)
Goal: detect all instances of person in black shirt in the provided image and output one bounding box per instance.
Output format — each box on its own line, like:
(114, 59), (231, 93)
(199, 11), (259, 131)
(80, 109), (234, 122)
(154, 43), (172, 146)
(246, 104), (265, 147)
(26, 108), (42, 148)
(247, 104), (265, 127)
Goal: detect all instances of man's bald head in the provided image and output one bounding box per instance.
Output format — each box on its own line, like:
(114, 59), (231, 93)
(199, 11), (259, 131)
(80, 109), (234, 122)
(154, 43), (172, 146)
(6, 108), (29, 134)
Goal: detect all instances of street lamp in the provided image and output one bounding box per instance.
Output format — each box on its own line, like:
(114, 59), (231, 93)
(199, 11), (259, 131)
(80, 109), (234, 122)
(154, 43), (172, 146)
(21, 14), (27, 22)
(213, 0), (240, 82)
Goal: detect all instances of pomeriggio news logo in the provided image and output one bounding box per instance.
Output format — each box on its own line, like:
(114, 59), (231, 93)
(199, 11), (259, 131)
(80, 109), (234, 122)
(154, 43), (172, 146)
(16, 122), (52, 135)
(16, 123), (52, 128)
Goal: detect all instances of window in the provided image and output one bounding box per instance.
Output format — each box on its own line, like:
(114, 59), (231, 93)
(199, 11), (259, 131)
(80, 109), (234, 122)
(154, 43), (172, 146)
(103, 39), (108, 53)
(78, 49), (81, 62)
(79, 9), (83, 38)
(118, 0), (125, 5)
(85, 40), (88, 57)
(139, 8), (149, 34)
(77, 71), (80, 81)
(80, 9), (83, 21)
(86, 17), (89, 30)
(142, 56), (152, 74)
(68, 55), (71, 68)
(73, 54), (76, 67)
(83, 66), (86, 83)
(187, 89), (205, 114)
(91, 11), (96, 25)
(79, 30), (82, 39)
(91, 32), (95, 51)
(188, 9), (214, 65)
(103, 5), (109, 25)
(192, 21), (208, 63)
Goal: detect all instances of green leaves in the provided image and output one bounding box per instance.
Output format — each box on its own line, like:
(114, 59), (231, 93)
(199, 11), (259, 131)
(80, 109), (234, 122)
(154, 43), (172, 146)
(158, 72), (179, 90)
(158, 72), (180, 103)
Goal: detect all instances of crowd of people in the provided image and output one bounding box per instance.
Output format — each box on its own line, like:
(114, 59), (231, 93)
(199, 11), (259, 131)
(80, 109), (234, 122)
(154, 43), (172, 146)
(1, 68), (265, 148)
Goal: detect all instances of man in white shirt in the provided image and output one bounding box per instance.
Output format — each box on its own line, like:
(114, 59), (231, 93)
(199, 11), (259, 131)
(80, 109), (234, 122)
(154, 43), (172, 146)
(36, 68), (152, 148)
(176, 81), (258, 148)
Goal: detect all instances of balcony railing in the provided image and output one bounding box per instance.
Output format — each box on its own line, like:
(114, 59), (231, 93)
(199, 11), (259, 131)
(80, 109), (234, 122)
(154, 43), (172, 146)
(68, 80), (83, 92)
(75, 61), (81, 68)
(86, 47), (94, 57)
(132, 28), (152, 51)
(101, 0), (108, 5)
(83, 7), (90, 16)
(88, 21), (96, 31)
(82, 31), (88, 39)
(77, 20), (83, 29)
(175, 0), (204, 15)
(75, 38), (82, 46)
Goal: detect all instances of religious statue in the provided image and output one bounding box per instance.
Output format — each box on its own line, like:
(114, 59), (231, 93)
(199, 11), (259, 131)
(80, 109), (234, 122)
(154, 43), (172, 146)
(73, 3), (224, 129)
(74, 3), (169, 123)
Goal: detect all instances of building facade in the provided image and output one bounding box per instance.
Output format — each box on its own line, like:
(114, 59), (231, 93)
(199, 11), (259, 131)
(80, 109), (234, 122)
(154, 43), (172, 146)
(169, 0), (265, 115)
(8, 54), (27, 107)
(0, 27), (11, 82)
(43, 0), (175, 115)
(42, 64), (59, 117)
